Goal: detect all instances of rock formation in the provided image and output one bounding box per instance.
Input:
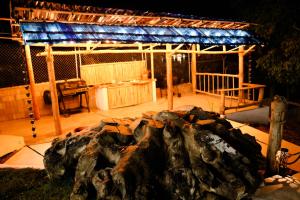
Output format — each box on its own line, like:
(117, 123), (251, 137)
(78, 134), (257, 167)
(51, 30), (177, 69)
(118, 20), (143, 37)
(44, 107), (265, 200)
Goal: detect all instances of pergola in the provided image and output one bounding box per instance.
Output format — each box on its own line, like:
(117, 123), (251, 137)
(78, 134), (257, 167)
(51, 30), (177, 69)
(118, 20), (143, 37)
(12, 1), (262, 135)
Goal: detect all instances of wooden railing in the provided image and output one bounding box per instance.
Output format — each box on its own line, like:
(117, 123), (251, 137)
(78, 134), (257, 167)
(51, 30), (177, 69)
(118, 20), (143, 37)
(195, 73), (265, 114)
(219, 83), (266, 114)
(195, 73), (239, 96)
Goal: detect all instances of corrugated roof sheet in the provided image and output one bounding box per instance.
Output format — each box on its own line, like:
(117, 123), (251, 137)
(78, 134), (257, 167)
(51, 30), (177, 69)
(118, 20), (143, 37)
(20, 22), (260, 45)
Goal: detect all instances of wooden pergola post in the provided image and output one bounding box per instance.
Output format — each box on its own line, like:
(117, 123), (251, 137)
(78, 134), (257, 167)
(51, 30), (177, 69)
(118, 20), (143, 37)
(220, 90), (225, 115)
(24, 45), (40, 120)
(267, 95), (287, 175)
(45, 45), (62, 136)
(150, 45), (156, 102)
(166, 44), (173, 110)
(238, 46), (244, 98)
(191, 44), (197, 93)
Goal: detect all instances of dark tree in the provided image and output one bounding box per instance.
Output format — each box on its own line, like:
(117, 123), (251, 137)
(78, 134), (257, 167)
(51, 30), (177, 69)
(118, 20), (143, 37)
(235, 0), (300, 100)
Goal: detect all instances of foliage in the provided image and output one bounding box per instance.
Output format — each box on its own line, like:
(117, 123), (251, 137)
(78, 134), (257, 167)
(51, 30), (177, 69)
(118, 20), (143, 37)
(0, 168), (72, 200)
(243, 0), (300, 98)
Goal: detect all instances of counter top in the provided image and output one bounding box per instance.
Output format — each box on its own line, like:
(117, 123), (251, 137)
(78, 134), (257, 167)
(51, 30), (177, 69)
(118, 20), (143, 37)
(92, 79), (155, 89)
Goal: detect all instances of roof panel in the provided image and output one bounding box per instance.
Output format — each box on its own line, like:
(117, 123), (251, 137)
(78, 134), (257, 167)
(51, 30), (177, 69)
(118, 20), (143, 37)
(20, 22), (260, 45)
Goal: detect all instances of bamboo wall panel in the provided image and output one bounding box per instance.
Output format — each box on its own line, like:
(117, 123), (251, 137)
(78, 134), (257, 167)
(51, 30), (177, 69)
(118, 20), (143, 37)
(107, 82), (152, 109)
(0, 81), (97, 122)
(0, 83), (52, 121)
(80, 60), (146, 85)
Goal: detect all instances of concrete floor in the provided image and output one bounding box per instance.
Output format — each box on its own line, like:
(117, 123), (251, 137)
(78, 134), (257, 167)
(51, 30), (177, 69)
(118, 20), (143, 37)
(0, 93), (239, 145)
(0, 93), (299, 172)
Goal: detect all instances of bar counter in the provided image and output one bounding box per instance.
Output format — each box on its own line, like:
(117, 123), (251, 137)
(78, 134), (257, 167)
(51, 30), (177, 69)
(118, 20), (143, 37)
(93, 79), (154, 110)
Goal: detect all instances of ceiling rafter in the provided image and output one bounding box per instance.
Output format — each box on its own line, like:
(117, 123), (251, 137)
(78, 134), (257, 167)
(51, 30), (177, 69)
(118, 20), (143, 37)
(14, 7), (251, 30)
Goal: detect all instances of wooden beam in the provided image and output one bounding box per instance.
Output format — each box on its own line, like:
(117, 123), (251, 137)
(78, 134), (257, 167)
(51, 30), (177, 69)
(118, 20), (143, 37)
(145, 44), (159, 50)
(138, 43), (143, 50)
(16, 7), (251, 29)
(150, 45), (156, 102)
(24, 45), (40, 120)
(219, 90), (225, 115)
(201, 45), (218, 51)
(166, 44), (173, 110)
(150, 45), (155, 79)
(30, 43), (153, 48)
(173, 44), (184, 52)
(238, 46), (244, 99)
(222, 45), (226, 51)
(191, 44), (197, 93)
(228, 46), (240, 52)
(243, 45), (256, 56)
(37, 48), (244, 56)
(45, 45), (62, 136)
(90, 41), (101, 51)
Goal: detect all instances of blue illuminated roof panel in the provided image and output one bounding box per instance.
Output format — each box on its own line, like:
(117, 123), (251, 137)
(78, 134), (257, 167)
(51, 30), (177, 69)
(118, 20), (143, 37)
(20, 22), (260, 45)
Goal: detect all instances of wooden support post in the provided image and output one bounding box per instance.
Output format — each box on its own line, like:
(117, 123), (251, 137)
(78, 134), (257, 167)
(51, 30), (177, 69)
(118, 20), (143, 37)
(166, 44), (173, 110)
(24, 45), (40, 120)
(191, 44), (197, 93)
(267, 95), (287, 175)
(220, 90), (225, 115)
(150, 45), (156, 102)
(238, 46), (244, 99)
(258, 87), (265, 103)
(46, 45), (62, 136)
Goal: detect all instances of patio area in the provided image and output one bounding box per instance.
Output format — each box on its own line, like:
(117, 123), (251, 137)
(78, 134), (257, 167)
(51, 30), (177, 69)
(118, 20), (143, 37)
(0, 93), (257, 145)
(2, 92), (300, 173)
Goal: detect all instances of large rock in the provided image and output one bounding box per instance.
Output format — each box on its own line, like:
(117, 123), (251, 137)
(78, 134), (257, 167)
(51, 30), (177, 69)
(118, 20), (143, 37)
(44, 107), (265, 200)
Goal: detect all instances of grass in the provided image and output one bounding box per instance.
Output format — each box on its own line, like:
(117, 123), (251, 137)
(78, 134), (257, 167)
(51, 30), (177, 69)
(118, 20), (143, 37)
(0, 168), (72, 200)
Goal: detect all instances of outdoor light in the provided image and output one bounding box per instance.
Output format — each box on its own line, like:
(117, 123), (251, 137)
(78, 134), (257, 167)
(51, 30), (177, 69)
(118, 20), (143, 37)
(176, 54), (183, 63)
(172, 54), (176, 61)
